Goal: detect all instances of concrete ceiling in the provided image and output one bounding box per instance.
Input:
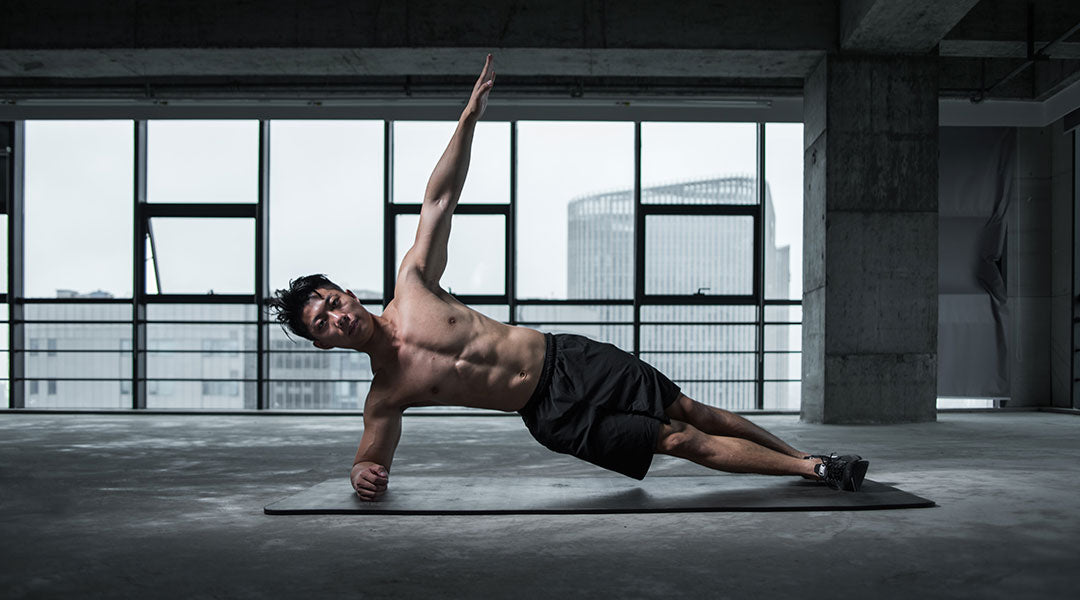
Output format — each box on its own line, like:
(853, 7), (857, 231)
(0, 0), (1078, 104)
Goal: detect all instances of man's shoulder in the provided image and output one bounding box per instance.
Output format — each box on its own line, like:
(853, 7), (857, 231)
(392, 268), (453, 304)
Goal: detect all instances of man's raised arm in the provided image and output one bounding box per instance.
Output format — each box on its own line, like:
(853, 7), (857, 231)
(399, 54), (496, 287)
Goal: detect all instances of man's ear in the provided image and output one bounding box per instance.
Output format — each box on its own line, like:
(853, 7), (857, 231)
(313, 340), (330, 350)
(345, 288), (357, 300)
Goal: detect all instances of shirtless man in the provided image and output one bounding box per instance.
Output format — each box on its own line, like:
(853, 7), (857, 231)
(268, 54), (869, 500)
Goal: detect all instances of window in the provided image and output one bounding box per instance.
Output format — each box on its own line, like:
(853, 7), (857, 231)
(394, 214), (505, 295)
(644, 215), (755, 296)
(12, 116), (802, 412)
(147, 218), (254, 294)
(392, 122), (509, 204)
(642, 122), (757, 203)
(516, 122), (634, 300)
(148, 120), (258, 204)
(269, 121), (384, 296)
(24, 121), (133, 298)
(765, 123), (803, 299)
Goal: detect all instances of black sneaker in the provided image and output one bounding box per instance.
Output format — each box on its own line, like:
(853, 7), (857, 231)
(813, 454), (869, 492)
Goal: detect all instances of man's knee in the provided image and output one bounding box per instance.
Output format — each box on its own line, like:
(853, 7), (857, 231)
(655, 420), (698, 455)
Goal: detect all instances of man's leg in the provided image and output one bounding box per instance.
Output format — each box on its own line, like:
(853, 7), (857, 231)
(665, 394), (807, 459)
(655, 420), (820, 477)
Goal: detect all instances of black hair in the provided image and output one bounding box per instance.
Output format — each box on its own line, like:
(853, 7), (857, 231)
(267, 274), (343, 342)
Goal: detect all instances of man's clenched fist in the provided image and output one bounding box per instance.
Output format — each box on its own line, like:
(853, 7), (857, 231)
(351, 463), (389, 501)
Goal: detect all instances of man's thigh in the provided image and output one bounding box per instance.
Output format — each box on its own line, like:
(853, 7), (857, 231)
(663, 393), (696, 422)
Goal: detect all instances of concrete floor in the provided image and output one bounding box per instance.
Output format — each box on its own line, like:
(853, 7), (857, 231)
(0, 411), (1077, 599)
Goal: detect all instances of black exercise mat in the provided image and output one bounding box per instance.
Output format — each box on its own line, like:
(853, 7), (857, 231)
(264, 476), (934, 515)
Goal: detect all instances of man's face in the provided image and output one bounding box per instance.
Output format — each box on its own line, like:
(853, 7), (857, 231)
(301, 287), (371, 350)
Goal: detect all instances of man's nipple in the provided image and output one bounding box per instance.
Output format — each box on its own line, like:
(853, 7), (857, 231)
(448, 317), (456, 325)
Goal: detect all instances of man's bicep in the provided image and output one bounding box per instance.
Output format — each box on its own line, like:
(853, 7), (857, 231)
(355, 405), (403, 469)
(399, 201), (450, 284)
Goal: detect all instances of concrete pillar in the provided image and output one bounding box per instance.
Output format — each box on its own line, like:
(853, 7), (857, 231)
(801, 54), (939, 424)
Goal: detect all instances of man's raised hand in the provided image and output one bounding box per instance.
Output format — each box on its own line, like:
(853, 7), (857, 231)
(351, 463), (389, 501)
(466, 54), (496, 120)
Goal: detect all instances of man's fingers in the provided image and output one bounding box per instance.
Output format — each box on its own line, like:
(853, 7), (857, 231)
(360, 470), (388, 486)
(478, 54), (494, 83)
(355, 483), (387, 500)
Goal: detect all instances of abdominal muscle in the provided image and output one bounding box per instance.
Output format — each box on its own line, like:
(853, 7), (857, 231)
(388, 291), (547, 413)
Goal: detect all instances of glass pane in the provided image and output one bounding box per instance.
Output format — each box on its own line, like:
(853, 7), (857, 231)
(640, 324), (756, 352)
(640, 305), (756, 323)
(764, 382), (800, 410)
(25, 120), (133, 298)
(516, 304), (633, 324)
(642, 122), (757, 204)
(25, 380), (129, 409)
(148, 120), (258, 204)
(395, 214), (504, 295)
(26, 303), (132, 321)
(269, 120), (384, 296)
(27, 323), (131, 351)
(146, 352), (254, 380)
(764, 324), (801, 351)
(392, 121), (509, 204)
(678, 382), (756, 411)
(516, 122), (634, 299)
(147, 323), (255, 351)
(764, 353), (801, 380)
(764, 304), (801, 323)
(0, 214), (6, 294)
(27, 352), (131, 379)
(147, 218), (254, 294)
(269, 380), (369, 410)
(645, 215), (754, 295)
(270, 348), (371, 380)
(640, 352), (755, 381)
(0, 350), (7, 406)
(146, 381), (256, 410)
(765, 123), (804, 299)
(146, 304), (256, 322)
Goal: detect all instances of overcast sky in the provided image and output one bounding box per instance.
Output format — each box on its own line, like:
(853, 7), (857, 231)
(21, 118), (803, 301)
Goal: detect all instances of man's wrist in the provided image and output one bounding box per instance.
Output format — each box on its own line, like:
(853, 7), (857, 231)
(460, 107), (481, 124)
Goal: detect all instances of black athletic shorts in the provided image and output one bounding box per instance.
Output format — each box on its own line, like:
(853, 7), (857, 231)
(518, 333), (682, 480)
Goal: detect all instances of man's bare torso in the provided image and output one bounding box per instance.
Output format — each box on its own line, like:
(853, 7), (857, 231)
(369, 273), (547, 413)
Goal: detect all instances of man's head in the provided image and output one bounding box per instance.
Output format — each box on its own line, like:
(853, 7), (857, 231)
(268, 274), (373, 350)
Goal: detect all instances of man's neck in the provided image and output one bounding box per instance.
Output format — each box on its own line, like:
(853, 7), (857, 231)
(353, 312), (398, 375)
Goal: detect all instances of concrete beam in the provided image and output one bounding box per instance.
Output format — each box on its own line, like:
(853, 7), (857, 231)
(841, 0), (981, 53)
(0, 47), (825, 80)
(940, 40), (1080, 59)
(0, 0), (836, 51)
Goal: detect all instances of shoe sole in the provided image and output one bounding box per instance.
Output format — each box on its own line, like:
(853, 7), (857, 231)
(843, 459), (869, 492)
